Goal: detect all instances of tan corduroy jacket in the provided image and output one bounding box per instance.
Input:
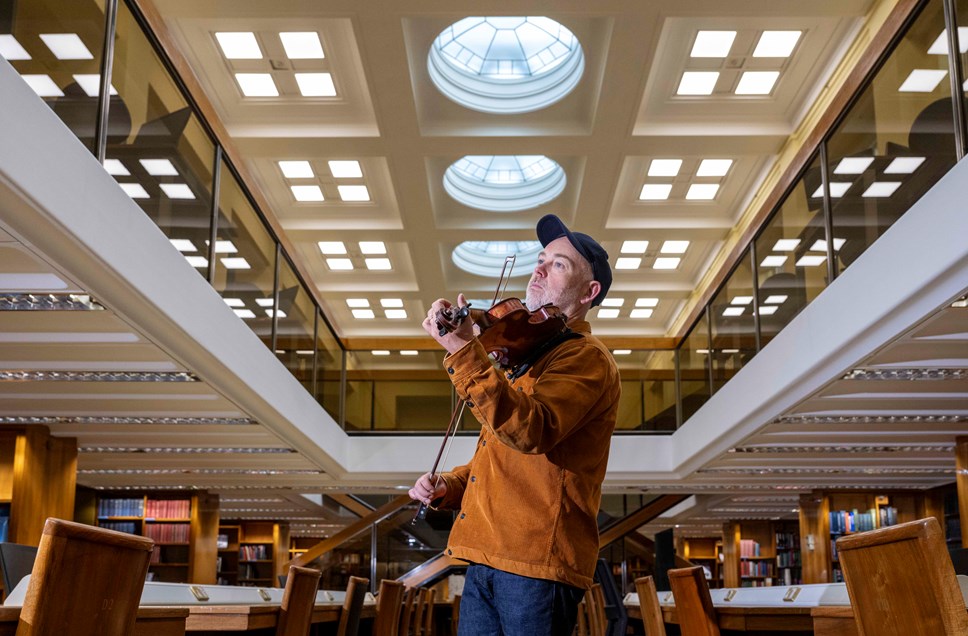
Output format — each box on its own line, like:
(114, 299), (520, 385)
(434, 319), (620, 590)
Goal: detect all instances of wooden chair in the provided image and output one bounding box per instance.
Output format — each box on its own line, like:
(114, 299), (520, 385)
(17, 518), (154, 636)
(374, 579), (406, 636)
(335, 575), (369, 636)
(585, 583), (607, 636)
(275, 565), (322, 636)
(575, 598), (589, 636)
(450, 593), (460, 635)
(667, 566), (720, 636)
(419, 587), (436, 636)
(634, 576), (667, 636)
(837, 517), (968, 636)
(411, 588), (427, 636)
(398, 586), (417, 636)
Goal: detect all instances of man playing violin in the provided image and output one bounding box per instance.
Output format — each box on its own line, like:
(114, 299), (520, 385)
(409, 214), (621, 636)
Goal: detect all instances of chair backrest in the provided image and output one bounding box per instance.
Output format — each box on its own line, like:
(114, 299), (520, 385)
(634, 576), (667, 636)
(586, 583), (607, 636)
(0, 543), (38, 595)
(450, 593), (460, 635)
(411, 588), (427, 636)
(335, 575), (369, 636)
(374, 579), (406, 636)
(420, 587), (436, 636)
(275, 565), (322, 636)
(837, 517), (968, 636)
(17, 518), (153, 636)
(576, 598), (589, 636)
(667, 566), (720, 636)
(398, 586), (417, 636)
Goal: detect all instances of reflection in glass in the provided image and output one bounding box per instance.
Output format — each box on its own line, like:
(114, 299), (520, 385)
(213, 160), (276, 349)
(109, 2), (214, 267)
(1, 0), (107, 152)
(275, 256), (315, 394)
(312, 525), (371, 591)
(710, 249), (756, 393)
(614, 351), (677, 432)
(315, 311), (343, 422)
(375, 503), (452, 582)
(755, 155), (828, 348)
(825, 0), (956, 276)
(679, 313), (711, 424)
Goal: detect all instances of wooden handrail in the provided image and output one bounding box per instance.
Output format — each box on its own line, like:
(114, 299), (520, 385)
(598, 495), (691, 549)
(396, 552), (467, 589)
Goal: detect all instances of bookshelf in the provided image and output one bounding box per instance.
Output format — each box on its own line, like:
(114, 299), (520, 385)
(738, 524), (775, 588)
(944, 489), (962, 550)
(216, 522), (285, 587)
(775, 522), (801, 586)
(217, 525), (241, 586)
(681, 538), (721, 588)
(827, 493), (901, 583)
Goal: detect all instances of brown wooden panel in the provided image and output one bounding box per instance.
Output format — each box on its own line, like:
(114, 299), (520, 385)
(957, 437), (968, 546)
(799, 492), (831, 584)
(188, 492), (219, 584)
(722, 521), (741, 589)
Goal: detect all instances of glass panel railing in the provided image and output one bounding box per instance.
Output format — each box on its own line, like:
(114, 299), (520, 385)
(1, 0), (107, 154)
(315, 310), (343, 421)
(710, 248), (756, 393)
(754, 154), (828, 348)
(313, 525), (372, 592)
(375, 501), (452, 582)
(678, 313), (711, 423)
(275, 255), (315, 394)
(613, 351), (677, 432)
(110, 1), (215, 268)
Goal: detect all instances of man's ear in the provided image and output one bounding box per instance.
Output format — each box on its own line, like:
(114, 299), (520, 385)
(579, 280), (602, 306)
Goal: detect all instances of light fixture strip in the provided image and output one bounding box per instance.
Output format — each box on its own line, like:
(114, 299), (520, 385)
(0, 294), (105, 311)
(842, 368), (966, 381)
(0, 416), (256, 426)
(0, 371), (198, 382)
(79, 447), (295, 454)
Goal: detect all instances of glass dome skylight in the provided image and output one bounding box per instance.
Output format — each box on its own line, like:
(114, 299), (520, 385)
(428, 17), (585, 114)
(443, 155), (566, 212)
(452, 241), (543, 278)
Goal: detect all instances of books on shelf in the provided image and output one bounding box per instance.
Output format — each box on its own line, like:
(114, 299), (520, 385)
(100, 521), (138, 534)
(97, 497), (145, 518)
(829, 507), (897, 534)
(740, 560), (773, 577)
(145, 523), (190, 543)
(217, 533), (229, 549)
(145, 499), (190, 519)
(739, 539), (761, 557)
(240, 544), (269, 561)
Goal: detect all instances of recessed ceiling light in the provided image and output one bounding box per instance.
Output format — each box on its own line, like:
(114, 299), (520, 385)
(103, 159), (129, 176)
(862, 182), (901, 197)
(20, 74), (63, 97)
(159, 183), (195, 200)
(220, 257), (251, 270)
(735, 71), (779, 95)
(653, 257), (680, 270)
(72, 74), (118, 97)
(639, 184), (672, 200)
(338, 185), (370, 201)
(295, 72), (336, 97)
(365, 258), (391, 270)
(612, 349), (632, 355)
(380, 298), (403, 307)
(927, 28), (968, 54)
(621, 241), (648, 254)
(898, 69), (947, 92)
(810, 182), (852, 198)
(327, 258), (353, 270)
(730, 296), (753, 305)
(764, 295), (787, 304)
(215, 32), (262, 59)
(139, 159), (178, 176)
(810, 238), (847, 252)
(677, 71), (719, 95)
(752, 31), (801, 58)
(211, 240), (237, 254)
(170, 239), (196, 252)
(772, 239), (800, 251)
(329, 160), (363, 178)
(630, 308), (653, 318)
(291, 185), (324, 202)
(696, 159), (733, 177)
(722, 307), (744, 317)
(615, 257), (641, 270)
(600, 298), (625, 307)
(235, 73), (278, 97)
(648, 159), (682, 177)
(345, 299), (369, 308)
(359, 241), (386, 254)
(597, 308), (620, 319)
(661, 240), (689, 254)
(233, 308), (256, 319)
(371, 350), (390, 355)
(385, 309), (408, 319)
(265, 308), (287, 318)
(255, 298), (275, 307)
(760, 255), (787, 267)
(318, 242), (346, 254)
(686, 183), (719, 200)
(279, 32), (325, 59)
(185, 255), (208, 268)
(400, 350), (419, 356)
(691, 31), (736, 58)
(758, 305), (778, 315)
(352, 309), (375, 319)
(833, 157), (874, 174)
(795, 254), (827, 267)
(635, 298), (659, 307)
(119, 183), (149, 199)
(222, 298), (245, 308)
(278, 160), (314, 178)
(40, 33), (93, 60)
(0, 35), (30, 60)
(884, 157), (925, 174)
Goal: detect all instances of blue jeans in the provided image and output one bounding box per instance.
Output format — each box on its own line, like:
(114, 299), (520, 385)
(457, 564), (585, 636)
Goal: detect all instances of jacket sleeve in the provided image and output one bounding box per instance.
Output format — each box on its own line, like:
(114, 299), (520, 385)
(443, 337), (617, 455)
(433, 463), (470, 510)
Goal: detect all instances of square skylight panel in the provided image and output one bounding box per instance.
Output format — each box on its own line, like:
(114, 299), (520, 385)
(795, 254), (827, 267)
(686, 183), (719, 200)
(764, 295), (788, 304)
(385, 309), (408, 319)
(279, 32), (325, 59)
(629, 308), (653, 318)
(0, 35), (30, 60)
(735, 71), (779, 95)
(730, 296), (753, 305)
(351, 309), (375, 319)
(222, 297), (245, 308)
(927, 27), (968, 54)
(327, 258), (353, 270)
(159, 183), (195, 199)
(639, 184), (672, 200)
(833, 157), (874, 174)
(898, 69), (947, 92)
(185, 255), (208, 268)
(365, 258), (391, 270)
(677, 72), (719, 95)
(621, 241), (649, 254)
(661, 240), (689, 254)
(215, 32), (262, 59)
(329, 160), (363, 178)
(40, 33), (93, 60)
(119, 183), (149, 199)
(884, 157), (925, 174)
(233, 308), (256, 319)
(170, 239), (197, 252)
(691, 31), (736, 58)
(360, 241), (386, 254)
(291, 185), (324, 202)
(648, 159), (682, 177)
(235, 73), (278, 97)
(760, 255), (787, 267)
(345, 298), (369, 307)
(295, 72), (336, 97)
(772, 239), (800, 251)
(380, 298), (403, 307)
(615, 257), (641, 270)
(696, 159), (733, 177)
(600, 298), (625, 307)
(338, 185), (370, 201)
(811, 182), (852, 198)
(635, 298), (659, 307)
(752, 31), (801, 57)
(653, 257), (680, 270)
(722, 307), (744, 317)
(72, 74), (118, 97)
(401, 350), (419, 356)
(21, 74), (63, 97)
(757, 305), (778, 315)
(255, 298), (275, 307)
(212, 240), (237, 254)
(597, 308), (620, 319)
(809, 238), (847, 252)
(264, 308), (286, 318)
(862, 182), (901, 197)
(220, 257), (251, 270)
(278, 160), (314, 178)
(103, 159), (129, 176)
(612, 350), (631, 355)
(318, 241), (346, 254)
(140, 159), (178, 176)
(371, 350), (390, 355)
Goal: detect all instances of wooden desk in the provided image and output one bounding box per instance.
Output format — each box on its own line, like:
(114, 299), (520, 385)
(627, 603), (814, 634)
(0, 606), (189, 636)
(811, 607), (861, 636)
(184, 602), (375, 633)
